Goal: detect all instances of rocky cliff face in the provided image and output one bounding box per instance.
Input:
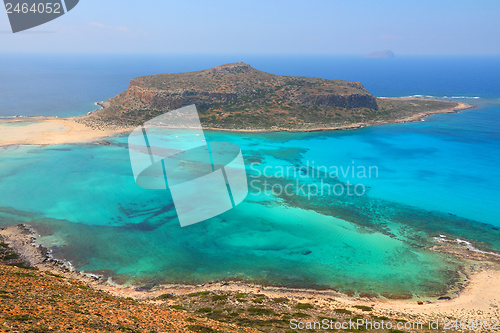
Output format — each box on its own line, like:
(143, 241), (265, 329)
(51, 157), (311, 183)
(86, 62), (380, 129)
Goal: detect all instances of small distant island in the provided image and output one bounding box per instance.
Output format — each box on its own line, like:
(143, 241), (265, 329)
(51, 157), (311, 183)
(366, 50), (395, 58)
(79, 62), (469, 132)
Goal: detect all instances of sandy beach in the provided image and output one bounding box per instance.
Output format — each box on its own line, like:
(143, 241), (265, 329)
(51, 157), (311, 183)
(0, 117), (131, 147)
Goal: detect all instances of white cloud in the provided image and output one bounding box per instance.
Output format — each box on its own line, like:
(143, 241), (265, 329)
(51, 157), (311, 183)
(90, 22), (128, 32)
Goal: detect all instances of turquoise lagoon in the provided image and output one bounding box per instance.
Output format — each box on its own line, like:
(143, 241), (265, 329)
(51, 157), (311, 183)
(1, 54), (500, 297)
(0, 103), (499, 298)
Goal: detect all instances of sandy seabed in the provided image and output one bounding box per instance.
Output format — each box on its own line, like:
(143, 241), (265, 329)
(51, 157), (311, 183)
(1, 100), (498, 330)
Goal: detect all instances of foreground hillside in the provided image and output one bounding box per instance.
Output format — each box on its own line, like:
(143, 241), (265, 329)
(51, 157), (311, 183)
(1, 224), (499, 333)
(81, 62), (466, 131)
(0, 263), (252, 333)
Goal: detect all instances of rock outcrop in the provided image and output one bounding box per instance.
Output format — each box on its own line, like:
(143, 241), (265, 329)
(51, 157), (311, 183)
(82, 62), (462, 131)
(86, 62), (380, 130)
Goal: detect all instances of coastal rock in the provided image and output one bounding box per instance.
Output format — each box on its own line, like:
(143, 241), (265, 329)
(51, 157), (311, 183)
(77, 63), (467, 132)
(85, 62), (380, 130)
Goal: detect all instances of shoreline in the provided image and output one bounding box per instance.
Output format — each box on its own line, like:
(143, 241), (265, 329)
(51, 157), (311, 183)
(202, 101), (474, 133)
(0, 116), (132, 147)
(0, 99), (474, 147)
(1, 98), (497, 325)
(1, 223), (499, 322)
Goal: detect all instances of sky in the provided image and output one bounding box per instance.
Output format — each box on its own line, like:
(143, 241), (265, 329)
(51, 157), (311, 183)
(1, 0), (500, 55)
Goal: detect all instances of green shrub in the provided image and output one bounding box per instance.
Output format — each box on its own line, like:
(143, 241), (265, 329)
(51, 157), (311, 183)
(187, 291), (210, 297)
(295, 303), (313, 310)
(372, 315), (389, 320)
(170, 305), (186, 310)
(197, 307), (213, 313)
(3, 253), (19, 260)
(6, 314), (35, 322)
(211, 294), (228, 301)
(156, 293), (175, 300)
(273, 297), (289, 303)
(353, 305), (372, 311)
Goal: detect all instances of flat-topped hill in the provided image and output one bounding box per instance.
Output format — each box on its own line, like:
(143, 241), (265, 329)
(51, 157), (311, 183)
(81, 63), (468, 131)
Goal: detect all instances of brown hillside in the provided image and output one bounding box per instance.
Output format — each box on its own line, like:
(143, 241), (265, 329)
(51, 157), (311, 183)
(0, 263), (253, 333)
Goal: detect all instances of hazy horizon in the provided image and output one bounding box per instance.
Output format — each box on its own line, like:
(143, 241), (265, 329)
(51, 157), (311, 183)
(2, 0), (500, 55)
(2, 52), (500, 56)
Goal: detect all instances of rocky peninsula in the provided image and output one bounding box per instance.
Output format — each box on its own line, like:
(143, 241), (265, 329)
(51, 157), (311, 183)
(0, 63), (473, 147)
(79, 62), (471, 132)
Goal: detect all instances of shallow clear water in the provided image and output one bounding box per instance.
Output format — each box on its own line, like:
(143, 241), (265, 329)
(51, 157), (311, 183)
(0, 55), (499, 296)
(0, 105), (499, 296)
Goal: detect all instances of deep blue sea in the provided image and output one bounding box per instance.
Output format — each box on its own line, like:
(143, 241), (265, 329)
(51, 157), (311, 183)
(0, 54), (499, 297)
